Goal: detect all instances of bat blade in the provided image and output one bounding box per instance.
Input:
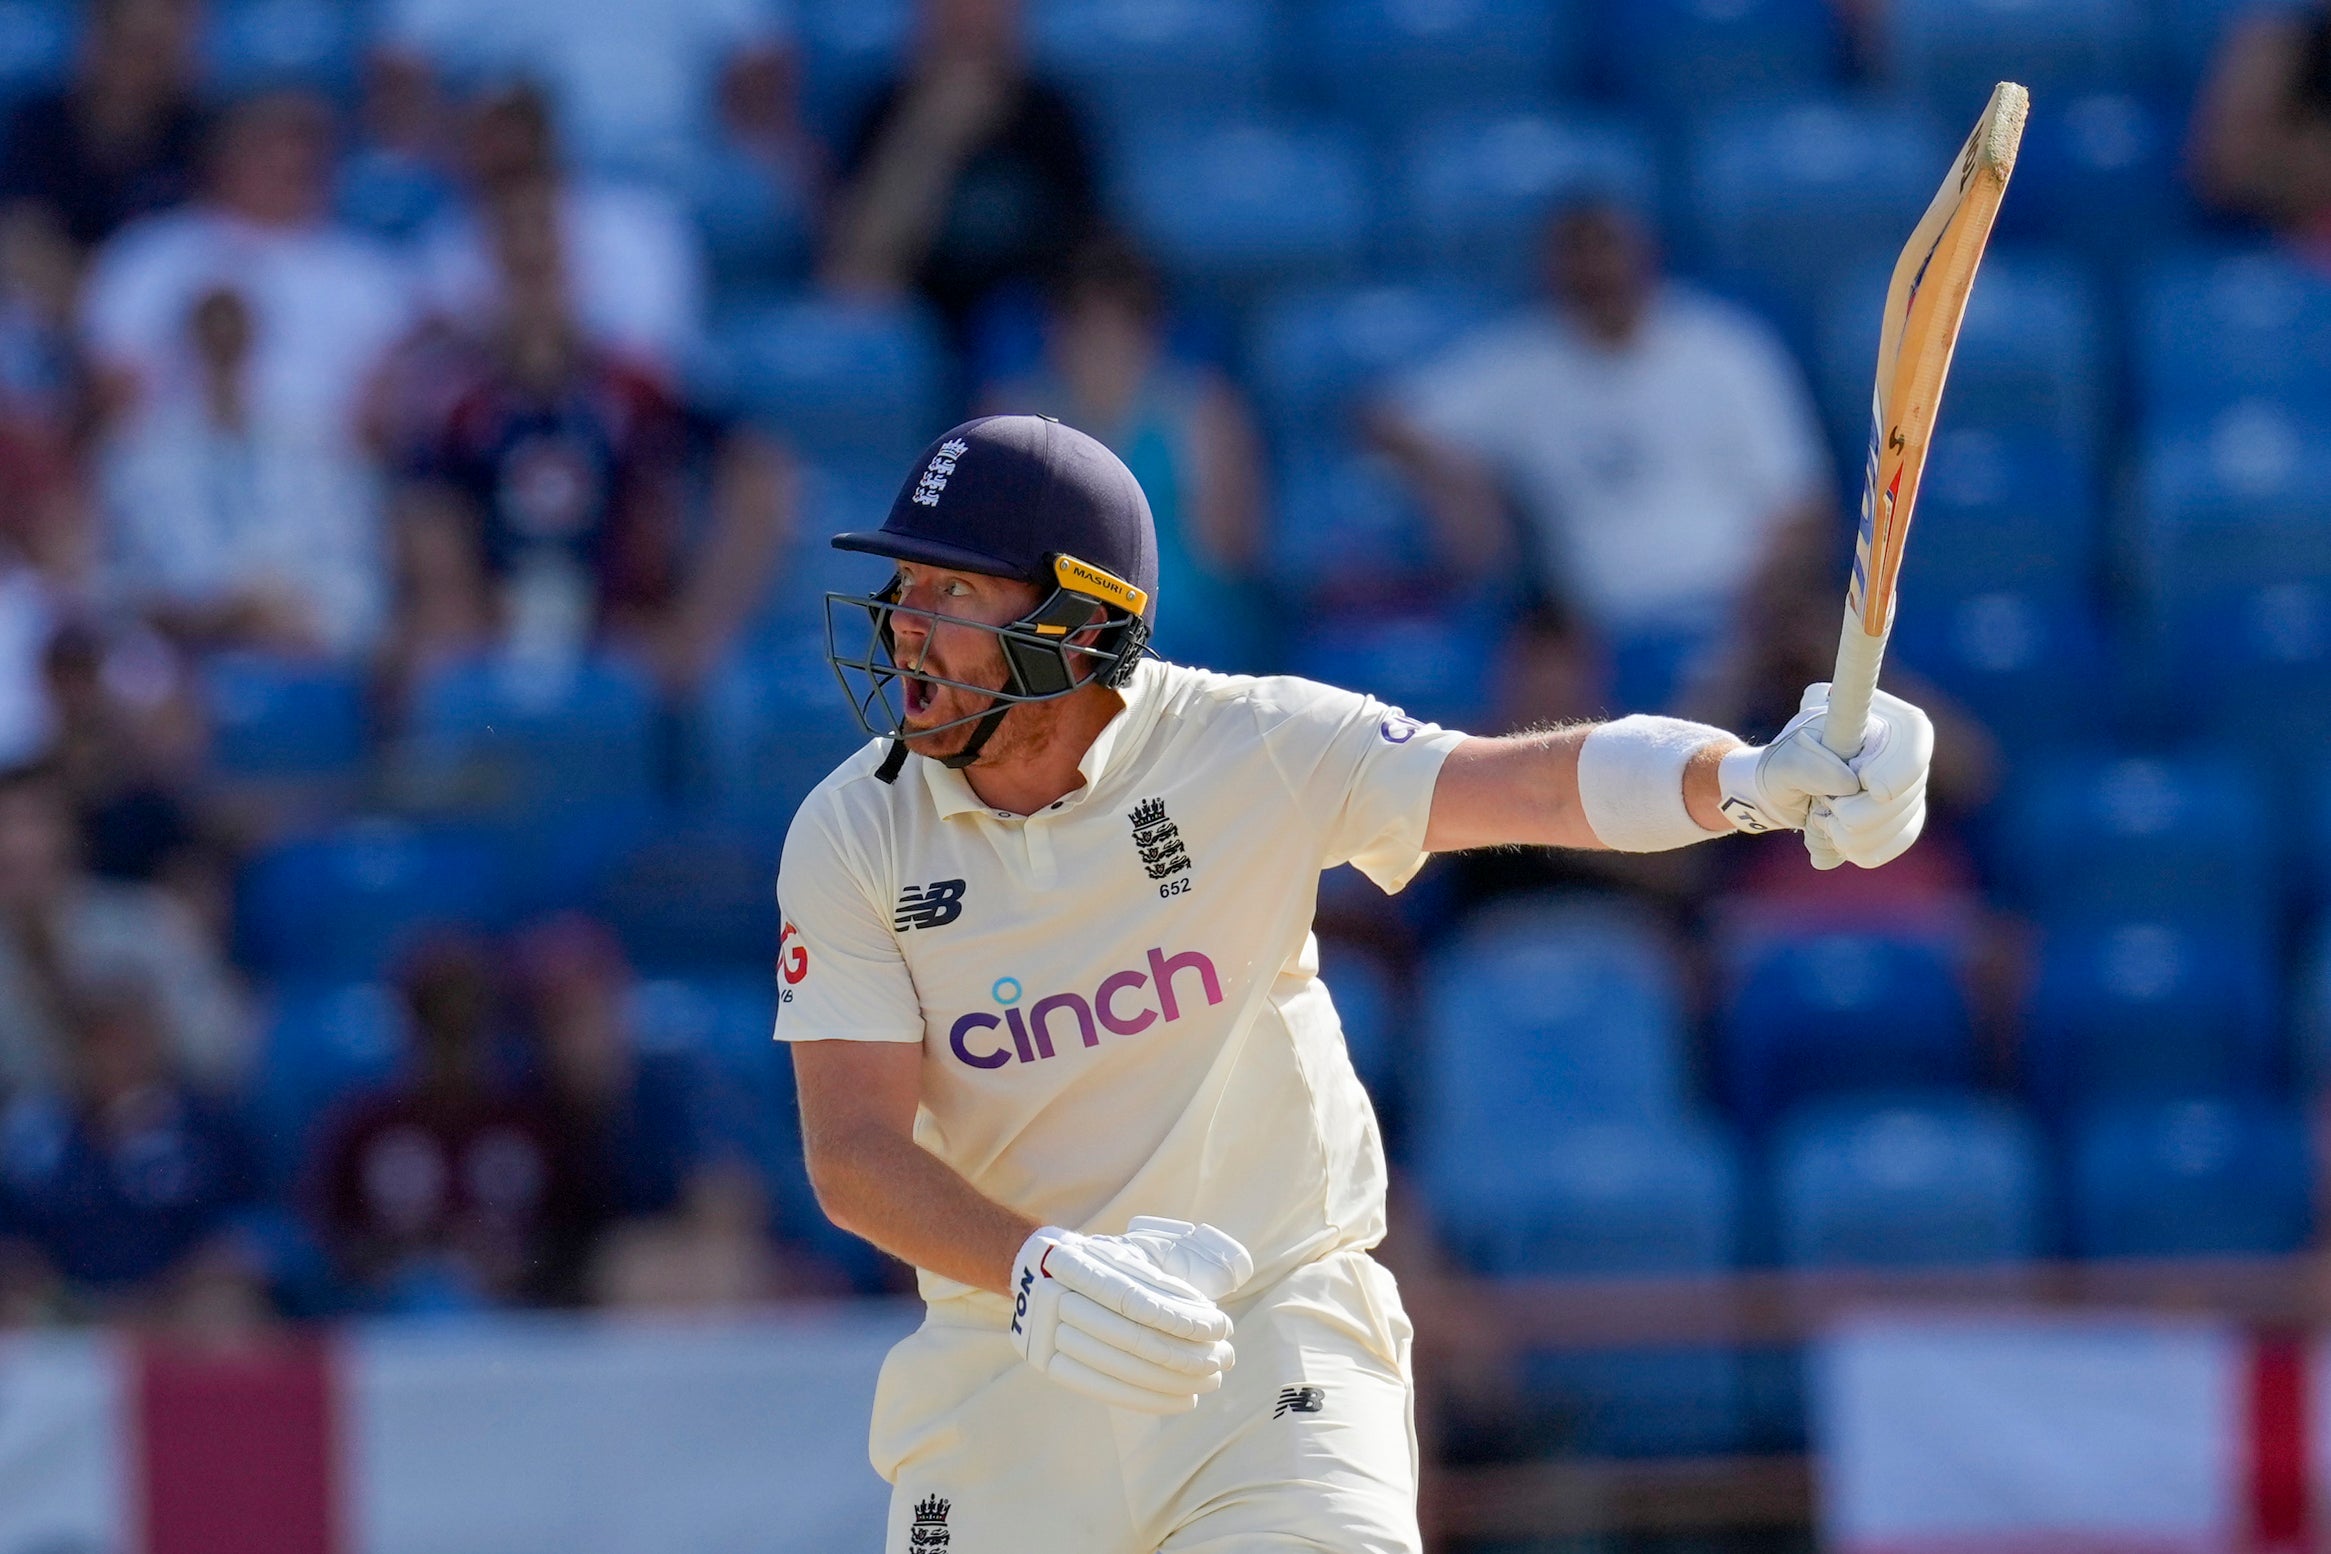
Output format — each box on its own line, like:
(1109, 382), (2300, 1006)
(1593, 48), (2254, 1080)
(1826, 81), (2027, 758)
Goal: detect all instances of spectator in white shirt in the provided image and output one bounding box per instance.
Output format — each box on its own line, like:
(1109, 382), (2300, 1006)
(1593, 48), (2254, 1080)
(97, 284), (388, 657)
(1374, 197), (1833, 713)
(414, 81), (703, 380)
(81, 90), (417, 443)
(377, 0), (793, 182)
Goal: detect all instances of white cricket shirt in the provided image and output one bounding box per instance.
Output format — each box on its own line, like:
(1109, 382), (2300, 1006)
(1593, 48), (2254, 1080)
(774, 659), (1464, 1317)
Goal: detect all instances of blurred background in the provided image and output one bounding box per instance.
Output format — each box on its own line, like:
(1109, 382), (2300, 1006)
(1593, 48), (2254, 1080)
(0, 0), (2321, 1548)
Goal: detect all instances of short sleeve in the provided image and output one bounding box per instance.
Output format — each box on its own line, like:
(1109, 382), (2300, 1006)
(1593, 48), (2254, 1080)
(773, 797), (925, 1044)
(1253, 678), (1467, 895)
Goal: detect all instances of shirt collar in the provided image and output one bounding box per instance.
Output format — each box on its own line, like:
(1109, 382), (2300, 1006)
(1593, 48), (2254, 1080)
(918, 657), (1169, 821)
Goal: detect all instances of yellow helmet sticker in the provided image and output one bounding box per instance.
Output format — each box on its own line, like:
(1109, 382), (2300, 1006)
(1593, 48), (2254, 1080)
(1052, 554), (1149, 617)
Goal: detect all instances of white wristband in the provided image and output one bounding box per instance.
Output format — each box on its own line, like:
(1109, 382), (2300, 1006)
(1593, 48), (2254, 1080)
(1576, 715), (1730, 852)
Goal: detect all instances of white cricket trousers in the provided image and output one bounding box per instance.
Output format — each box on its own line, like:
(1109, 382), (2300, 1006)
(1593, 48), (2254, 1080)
(871, 1248), (1422, 1553)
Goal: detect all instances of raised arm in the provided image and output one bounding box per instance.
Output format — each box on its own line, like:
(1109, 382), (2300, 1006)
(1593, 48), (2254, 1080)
(1423, 725), (1737, 853)
(1422, 684), (1936, 871)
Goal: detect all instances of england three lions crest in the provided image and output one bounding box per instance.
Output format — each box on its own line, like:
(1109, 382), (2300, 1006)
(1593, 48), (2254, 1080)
(907, 1494), (950, 1550)
(1126, 797), (1191, 881)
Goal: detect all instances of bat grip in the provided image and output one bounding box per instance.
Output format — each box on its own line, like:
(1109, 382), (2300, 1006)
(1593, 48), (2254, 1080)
(1824, 605), (1886, 759)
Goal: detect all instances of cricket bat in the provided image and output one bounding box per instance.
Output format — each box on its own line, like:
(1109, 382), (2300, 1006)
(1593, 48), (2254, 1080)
(1824, 81), (2029, 758)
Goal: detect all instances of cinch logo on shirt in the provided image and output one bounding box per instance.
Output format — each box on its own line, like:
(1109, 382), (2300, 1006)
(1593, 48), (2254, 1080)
(948, 948), (1222, 1070)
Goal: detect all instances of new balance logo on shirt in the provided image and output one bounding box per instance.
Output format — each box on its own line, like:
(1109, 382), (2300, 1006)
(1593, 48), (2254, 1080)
(895, 879), (968, 930)
(1273, 1385), (1325, 1418)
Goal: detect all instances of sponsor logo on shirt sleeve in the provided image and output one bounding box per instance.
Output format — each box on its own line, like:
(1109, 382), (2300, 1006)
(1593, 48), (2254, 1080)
(1379, 711), (1421, 744)
(776, 920), (808, 1003)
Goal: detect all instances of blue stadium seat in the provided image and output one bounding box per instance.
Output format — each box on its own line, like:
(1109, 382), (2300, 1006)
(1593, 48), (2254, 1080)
(1818, 250), (2106, 466)
(0, 0), (73, 103)
(2158, 580), (2331, 769)
(235, 818), (509, 979)
(1318, 937), (1403, 1113)
(1304, 0), (1580, 130)
(1032, 0), (1273, 142)
(1994, 93), (2189, 263)
(250, 982), (406, 1187)
(1773, 1095), (2047, 1267)
(1464, 1118), (1748, 1456)
(589, 822), (784, 974)
(2136, 250), (2331, 425)
(206, 0), (360, 96)
(1687, 101), (1951, 340)
(1248, 284), (1495, 445)
(336, 151), (452, 245)
(1285, 604), (1505, 735)
(407, 654), (661, 807)
(1415, 897), (1690, 1193)
(1885, 0), (2152, 106)
(203, 653), (368, 781)
(1396, 111), (1657, 286)
(2068, 1096), (2315, 1258)
(1718, 933), (1973, 1128)
(1870, 430), (2099, 599)
(1995, 754), (2277, 928)
(1267, 446), (1450, 601)
(2023, 922), (2279, 1115)
(1117, 120), (1373, 294)
(698, 296), (947, 470)
(702, 651), (877, 839)
(1885, 586), (2115, 763)
(796, 0), (913, 142)
(1459, 1118), (1740, 1275)
(2137, 402), (2331, 597)
(686, 150), (817, 301)
(2293, 915), (2331, 1089)
(750, 465), (901, 648)
(402, 654), (662, 910)
(1600, 0), (1840, 117)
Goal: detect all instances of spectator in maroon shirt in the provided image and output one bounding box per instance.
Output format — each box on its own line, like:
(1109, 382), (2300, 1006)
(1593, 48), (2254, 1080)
(391, 169), (788, 695)
(311, 935), (590, 1310)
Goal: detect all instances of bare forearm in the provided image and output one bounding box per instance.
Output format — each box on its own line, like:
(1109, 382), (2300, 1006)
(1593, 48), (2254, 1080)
(1424, 724), (1739, 853)
(807, 1125), (1037, 1295)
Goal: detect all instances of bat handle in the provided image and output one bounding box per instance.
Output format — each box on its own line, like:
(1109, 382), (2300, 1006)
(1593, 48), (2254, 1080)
(1824, 604), (1886, 759)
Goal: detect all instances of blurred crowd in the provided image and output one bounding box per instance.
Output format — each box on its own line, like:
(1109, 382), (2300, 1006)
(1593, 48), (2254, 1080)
(0, 0), (2323, 1465)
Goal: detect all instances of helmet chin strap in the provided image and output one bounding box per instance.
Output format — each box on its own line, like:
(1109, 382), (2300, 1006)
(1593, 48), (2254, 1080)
(940, 703), (1012, 770)
(872, 701), (1012, 784)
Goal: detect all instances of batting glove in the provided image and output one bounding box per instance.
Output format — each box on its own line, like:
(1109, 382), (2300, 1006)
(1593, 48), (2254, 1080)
(1718, 683), (1933, 871)
(1120, 1217), (1255, 1303)
(1008, 1225), (1238, 1415)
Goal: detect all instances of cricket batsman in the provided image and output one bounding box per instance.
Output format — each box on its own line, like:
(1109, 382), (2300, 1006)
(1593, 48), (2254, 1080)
(778, 415), (1931, 1552)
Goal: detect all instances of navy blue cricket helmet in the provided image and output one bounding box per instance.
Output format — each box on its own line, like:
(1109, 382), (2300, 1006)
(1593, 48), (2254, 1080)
(824, 416), (1160, 772)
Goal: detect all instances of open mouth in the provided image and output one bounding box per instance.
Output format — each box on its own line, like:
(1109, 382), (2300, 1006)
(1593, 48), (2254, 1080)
(902, 676), (936, 718)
